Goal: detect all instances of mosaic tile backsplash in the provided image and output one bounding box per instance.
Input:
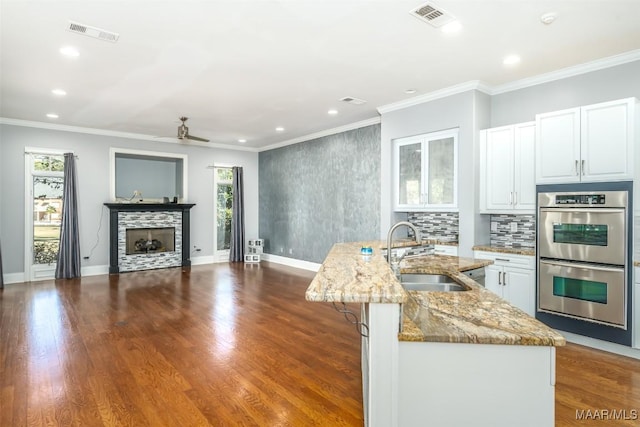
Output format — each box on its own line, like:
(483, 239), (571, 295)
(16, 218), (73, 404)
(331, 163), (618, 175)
(489, 214), (536, 248)
(407, 212), (459, 243)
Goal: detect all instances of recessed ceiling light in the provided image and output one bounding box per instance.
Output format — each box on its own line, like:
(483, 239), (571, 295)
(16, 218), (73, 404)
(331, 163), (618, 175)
(275, 127), (285, 132)
(405, 89), (417, 94)
(46, 113), (59, 119)
(440, 20), (462, 34)
(238, 139), (247, 143)
(503, 54), (521, 66)
(51, 88), (67, 96)
(59, 46), (79, 57)
(540, 12), (557, 25)
(327, 109), (338, 115)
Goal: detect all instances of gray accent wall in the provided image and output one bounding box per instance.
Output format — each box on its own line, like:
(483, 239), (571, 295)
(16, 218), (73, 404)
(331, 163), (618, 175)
(259, 124), (381, 263)
(0, 123), (259, 277)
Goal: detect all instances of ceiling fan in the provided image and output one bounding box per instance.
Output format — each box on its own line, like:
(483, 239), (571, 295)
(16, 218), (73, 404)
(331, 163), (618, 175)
(175, 116), (209, 142)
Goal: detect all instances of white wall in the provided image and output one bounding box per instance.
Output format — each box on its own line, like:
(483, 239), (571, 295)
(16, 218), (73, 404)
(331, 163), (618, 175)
(491, 60), (640, 126)
(0, 123), (258, 278)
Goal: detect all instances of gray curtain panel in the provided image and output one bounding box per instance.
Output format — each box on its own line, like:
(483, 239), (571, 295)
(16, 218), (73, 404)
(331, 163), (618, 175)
(55, 153), (82, 279)
(229, 166), (245, 262)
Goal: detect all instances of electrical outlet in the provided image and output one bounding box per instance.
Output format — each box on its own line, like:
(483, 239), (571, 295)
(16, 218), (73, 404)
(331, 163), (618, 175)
(510, 222), (518, 233)
(491, 222), (498, 232)
(279, 247), (284, 253)
(288, 248), (293, 255)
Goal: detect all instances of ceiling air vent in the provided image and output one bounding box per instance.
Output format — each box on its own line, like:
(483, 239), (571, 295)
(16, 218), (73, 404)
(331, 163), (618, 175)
(340, 96), (367, 105)
(410, 2), (456, 28)
(67, 21), (119, 42)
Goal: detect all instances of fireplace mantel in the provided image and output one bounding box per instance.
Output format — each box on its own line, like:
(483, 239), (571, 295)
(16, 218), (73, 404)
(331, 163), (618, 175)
(104, 203), (195, 274)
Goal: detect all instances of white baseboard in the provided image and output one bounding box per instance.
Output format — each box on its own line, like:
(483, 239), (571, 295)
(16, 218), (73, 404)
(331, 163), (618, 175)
(82, 264), (110, 277)
(261, 253), (321, 272)
(3, 272), (26, 285)
(560, 331), (640, 360)
(1, 255), (320, 285)
(191, 255), (216, 265)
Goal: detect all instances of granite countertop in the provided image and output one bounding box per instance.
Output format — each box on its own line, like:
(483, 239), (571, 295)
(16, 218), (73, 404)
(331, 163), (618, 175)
(305, 241), (409, 304)
(306, 241), (565, 346)
(398, 256), (565, 346)
(472, 245), (535, 257)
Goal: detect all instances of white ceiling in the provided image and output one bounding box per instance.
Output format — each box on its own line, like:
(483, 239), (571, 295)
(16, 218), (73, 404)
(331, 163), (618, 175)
(2, 0), (640, 150)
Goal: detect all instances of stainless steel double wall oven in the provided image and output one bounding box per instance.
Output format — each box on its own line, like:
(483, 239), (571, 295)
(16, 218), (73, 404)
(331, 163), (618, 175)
(536, 181), (633, 346)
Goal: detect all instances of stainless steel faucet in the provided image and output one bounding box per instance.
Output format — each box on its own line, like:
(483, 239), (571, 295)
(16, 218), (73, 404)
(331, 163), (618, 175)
(386, 221), (422, 271)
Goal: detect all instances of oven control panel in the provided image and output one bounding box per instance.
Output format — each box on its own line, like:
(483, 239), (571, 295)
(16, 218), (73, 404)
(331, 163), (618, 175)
(555, 194), (606, 205)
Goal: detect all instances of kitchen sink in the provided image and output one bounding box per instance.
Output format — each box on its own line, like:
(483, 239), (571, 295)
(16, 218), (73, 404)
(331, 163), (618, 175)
(400, 274), (469, 292)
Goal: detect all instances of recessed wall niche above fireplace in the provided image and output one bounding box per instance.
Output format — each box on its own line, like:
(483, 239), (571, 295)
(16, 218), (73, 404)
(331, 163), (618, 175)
(104, 203), (195, 274)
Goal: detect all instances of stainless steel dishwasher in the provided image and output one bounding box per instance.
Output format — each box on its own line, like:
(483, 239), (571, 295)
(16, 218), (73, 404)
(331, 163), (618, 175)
(462, 267), (485, 286)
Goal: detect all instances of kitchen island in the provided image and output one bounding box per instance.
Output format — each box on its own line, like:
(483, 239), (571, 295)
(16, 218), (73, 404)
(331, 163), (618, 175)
(306, 241), (565, 427)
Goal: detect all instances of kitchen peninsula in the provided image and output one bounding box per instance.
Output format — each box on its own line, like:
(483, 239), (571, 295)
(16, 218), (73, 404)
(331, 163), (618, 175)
(306, 241), (565, 427)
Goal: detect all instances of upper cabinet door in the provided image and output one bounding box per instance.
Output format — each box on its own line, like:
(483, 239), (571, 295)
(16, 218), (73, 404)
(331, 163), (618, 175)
(581, 98), (634, 182)
(483, 126), (515, 211)
(535, 108), (581, 184)
(513, 123), (536, 210)
(394, 129), (458, 211)
(479, 122), (535, 214)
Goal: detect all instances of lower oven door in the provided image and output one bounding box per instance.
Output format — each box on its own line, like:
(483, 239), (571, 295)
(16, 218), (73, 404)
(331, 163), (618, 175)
(538, 259), (626, 328)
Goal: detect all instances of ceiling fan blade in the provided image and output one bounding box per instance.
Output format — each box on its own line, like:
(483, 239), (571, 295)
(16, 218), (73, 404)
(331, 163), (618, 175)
(185, 134), (210, 142)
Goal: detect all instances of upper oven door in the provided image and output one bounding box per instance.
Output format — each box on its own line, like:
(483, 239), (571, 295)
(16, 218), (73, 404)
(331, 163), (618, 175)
(538, 208), (626, 265)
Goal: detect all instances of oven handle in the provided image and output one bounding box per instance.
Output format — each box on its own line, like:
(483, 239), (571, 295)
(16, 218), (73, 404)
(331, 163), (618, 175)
(539, 207), (625, 214)
(539, 259), (625, 273)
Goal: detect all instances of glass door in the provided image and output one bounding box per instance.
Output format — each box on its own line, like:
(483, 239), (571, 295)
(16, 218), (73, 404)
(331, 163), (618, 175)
(214, 167), (233, 262)
(26, 153), (65, 281)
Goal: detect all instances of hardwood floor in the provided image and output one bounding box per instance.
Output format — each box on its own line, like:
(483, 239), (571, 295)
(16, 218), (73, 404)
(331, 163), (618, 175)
(1, 262), (639, 426)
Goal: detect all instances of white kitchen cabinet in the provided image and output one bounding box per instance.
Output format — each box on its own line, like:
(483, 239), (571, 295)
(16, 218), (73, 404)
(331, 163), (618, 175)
(536, 98), (637, 184)
(479, 122), (536, 213)
(474, 251), (536, 316)
(394, 128), (458, 211)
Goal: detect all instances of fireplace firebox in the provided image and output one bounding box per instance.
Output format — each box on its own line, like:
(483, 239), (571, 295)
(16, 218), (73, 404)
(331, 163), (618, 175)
(126, 227), (175, 255)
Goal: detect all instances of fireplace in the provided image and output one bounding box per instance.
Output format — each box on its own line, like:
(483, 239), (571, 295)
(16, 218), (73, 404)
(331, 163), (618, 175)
(105, 203), (195, 273)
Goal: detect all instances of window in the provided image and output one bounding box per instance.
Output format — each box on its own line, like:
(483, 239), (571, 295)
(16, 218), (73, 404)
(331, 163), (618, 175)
(214, 167), (233, 255)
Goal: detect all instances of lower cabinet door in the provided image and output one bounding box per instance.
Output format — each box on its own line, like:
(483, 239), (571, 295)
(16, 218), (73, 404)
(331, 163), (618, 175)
(502, 267), (535, 316)
(485, 265), (503, 297)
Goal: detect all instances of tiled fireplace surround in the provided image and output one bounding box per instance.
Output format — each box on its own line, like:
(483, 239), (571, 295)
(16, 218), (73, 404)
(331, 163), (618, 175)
(104, 203), (195, 274)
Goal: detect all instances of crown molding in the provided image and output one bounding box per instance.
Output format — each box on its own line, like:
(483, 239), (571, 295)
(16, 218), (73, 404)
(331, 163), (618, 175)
(491, 49), (640, 95)
(0, 117), (258, 152)
(258, 116), (381, 152)
(377, 80), (493, 114)
(376, 49), (640, 112)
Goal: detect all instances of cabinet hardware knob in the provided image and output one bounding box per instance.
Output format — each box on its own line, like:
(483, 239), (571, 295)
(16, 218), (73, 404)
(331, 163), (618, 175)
(575, 160), (579, 176)
(581, 159), (585, 175)
(513, 192), (517, 205)
(498, 271), (502, 285)
(504, 273), (507, 286)
(496, 258), (510, 262)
